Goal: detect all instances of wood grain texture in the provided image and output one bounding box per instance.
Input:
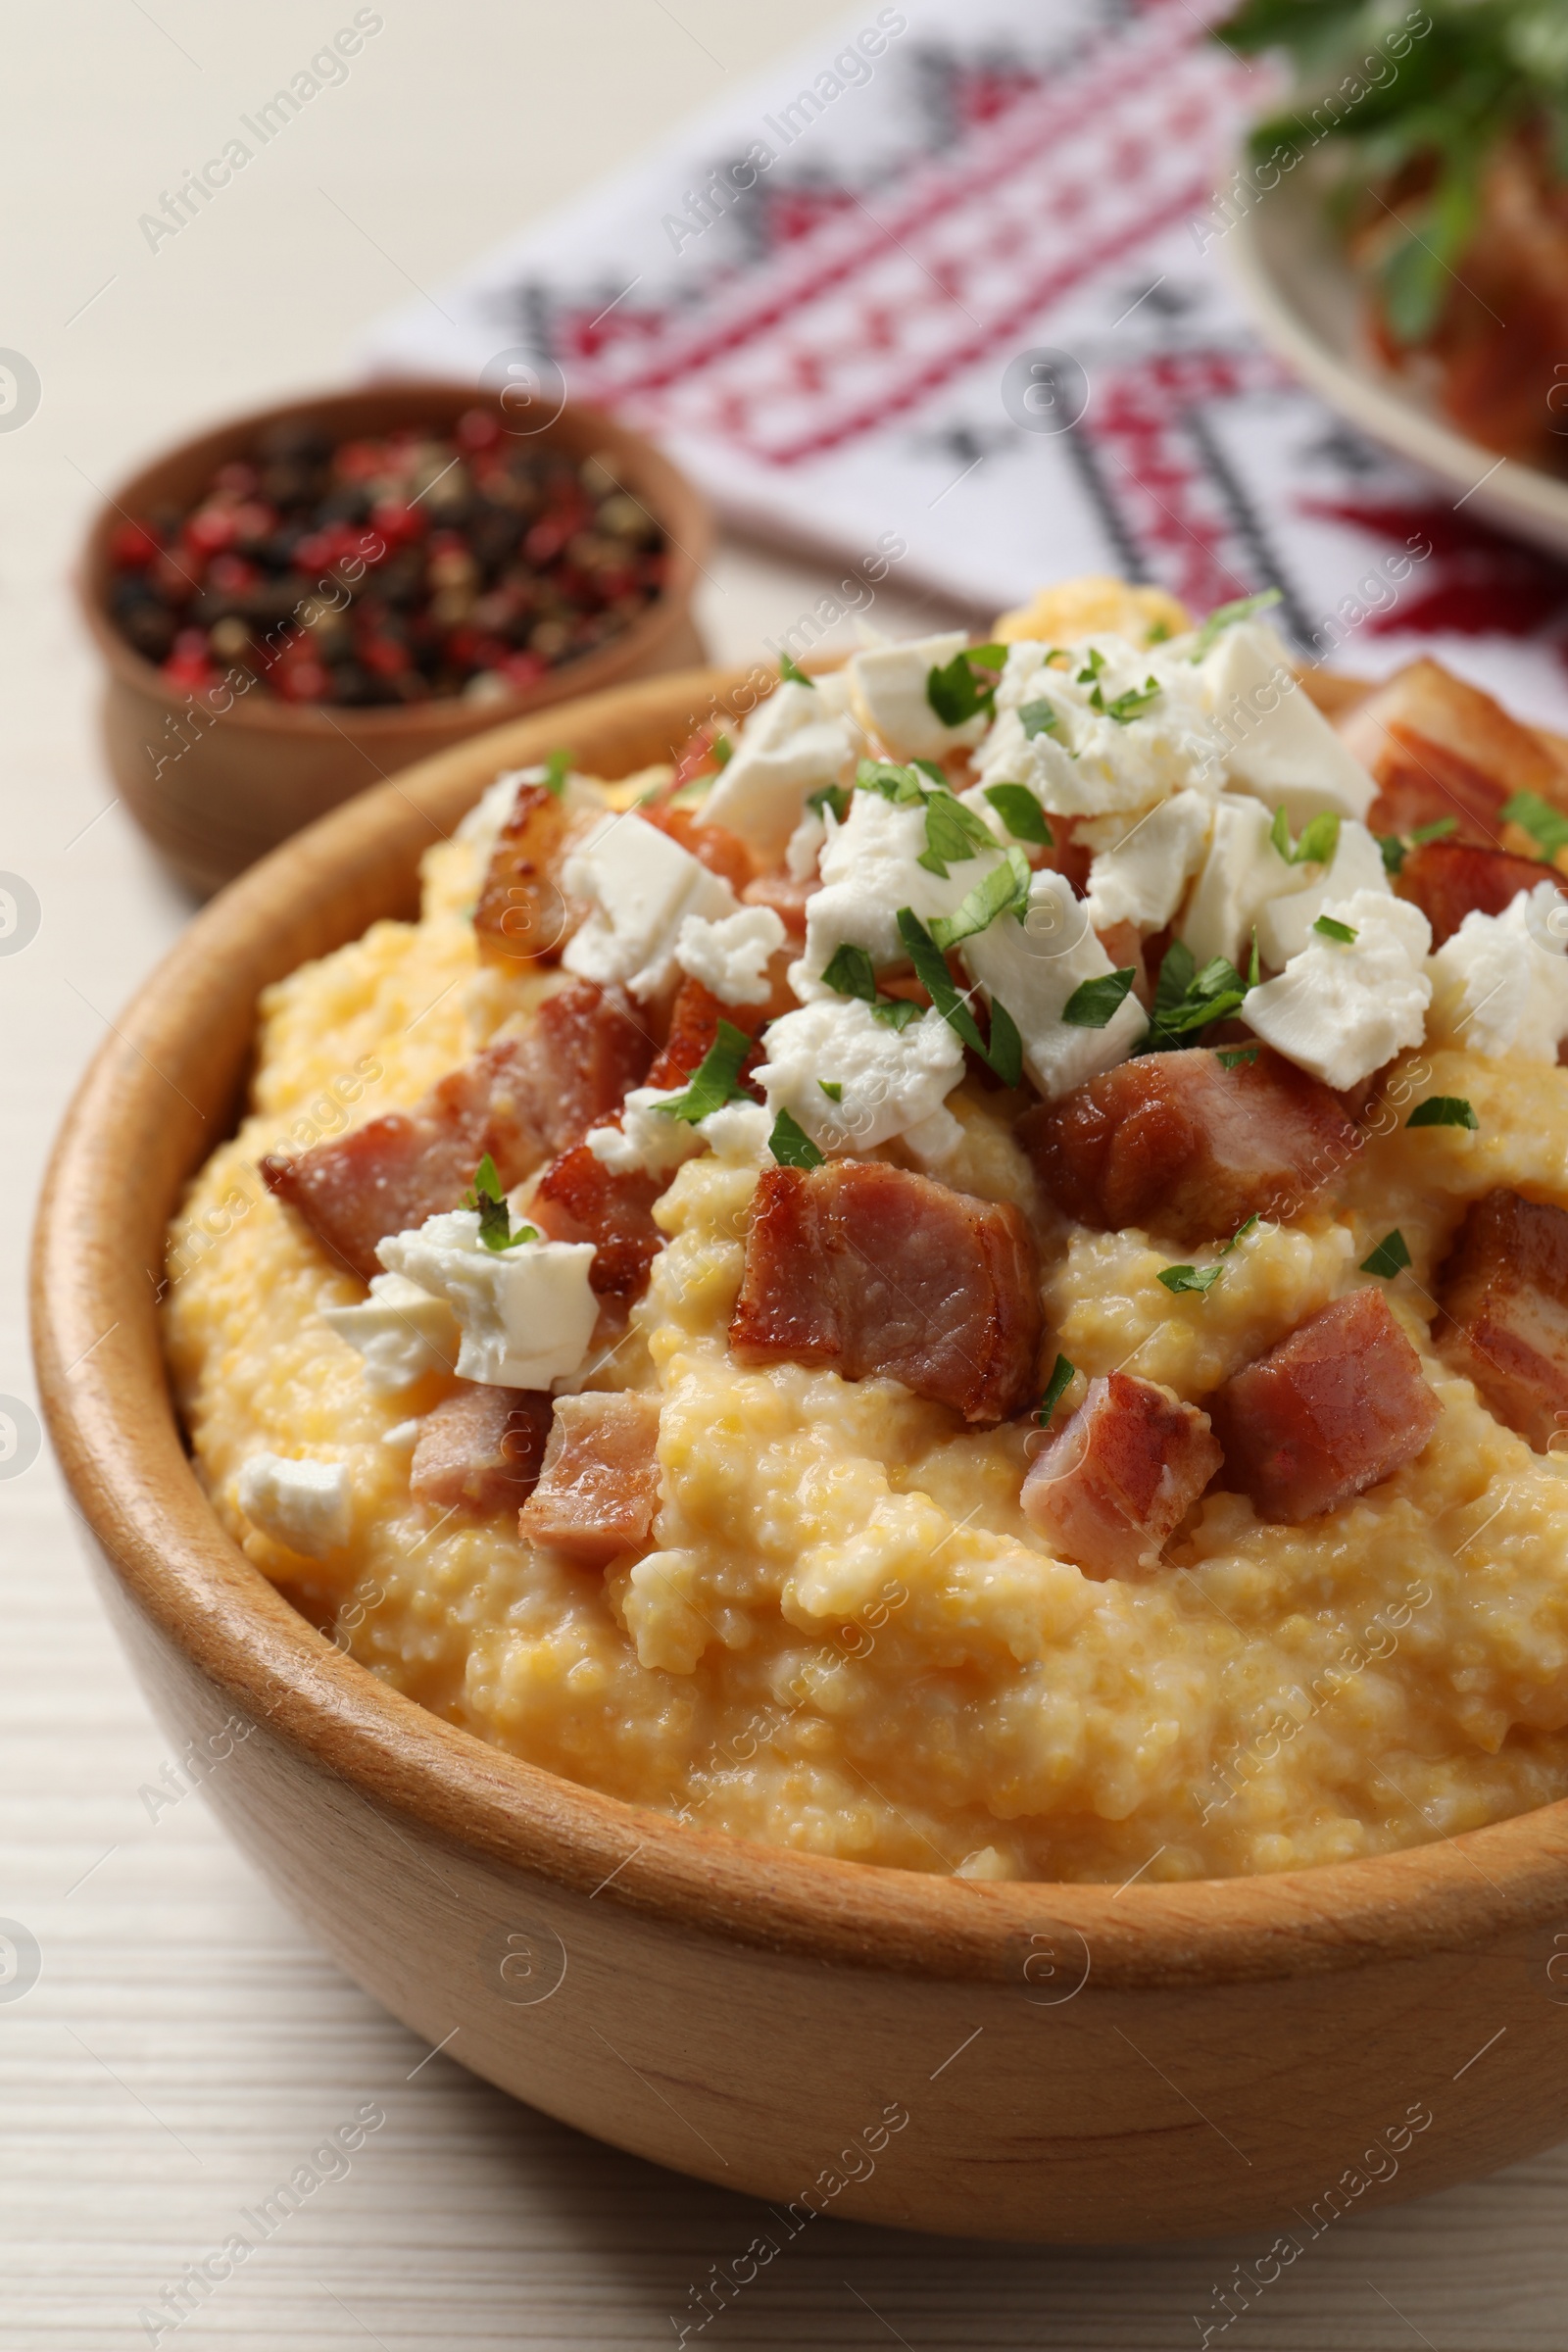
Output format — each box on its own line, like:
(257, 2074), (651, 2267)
(29, 663), (1568, 2246)
(75, 385), (712, 896)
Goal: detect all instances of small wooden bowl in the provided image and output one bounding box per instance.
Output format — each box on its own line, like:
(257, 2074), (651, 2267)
(32, 666), (1568, 2242)
(76, 383), (710, 898)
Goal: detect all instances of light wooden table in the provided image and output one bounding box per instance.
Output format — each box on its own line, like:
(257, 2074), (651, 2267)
(4, 6), (1567, 2345)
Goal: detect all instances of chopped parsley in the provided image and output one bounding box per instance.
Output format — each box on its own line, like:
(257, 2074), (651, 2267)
(710, 733), (733, 768)
(1037, 1353), (1076, 1424)
(1313, 914), (1358, 944)
(926, 643), (1005, 727)
(1146, 618), (1172, 645)
(896, 906), (1022, 1084)
(818, 1079), (843, 1102)
(1076, 648), (1106, 684)
(1407, 1096), (1479, 1131)
(818, 940), (922, 1030)
(1361, 1229), (1413, 1279)
(542, 747), (572, 797)
(918, 789), (996, 878)
(1377, 833), (1407, 877)
(1061, 967), (1139, 1029)
(1158, 1261), (1225, 1296)
(929, 848), (1031, 951)
(1017, 699), (1059, 741)
(1188, 586), (1282, 662)
(778, 653), (815, 687)
(1092, 675), (1163, 725)
(1270, 806), (1342, 867)
(1217, 1045), (1259, 1069)
(807, 781), (850, 825)
(983, 783), (1054, 845)
(1143, 939), (1249, 1051)
(1502, 791), (1568, 863)
(768, 1107), (824, 1169)
(462, 1153), (537, 1251)
(858, 759), (924, 803)
(656, 1020), (755, 1124)
(1412, 815), (1458, 844)
(1379, 815), (1457, 876)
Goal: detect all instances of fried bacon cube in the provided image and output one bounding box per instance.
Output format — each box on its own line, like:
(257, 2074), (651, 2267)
(1208, 1290), (1440, 1523)
(409, 1384), (554, 1515)
(1021, 1372), (1221, 1578)
(1437, 1189), (1568, 1453)
(728, 1160), (1042, 1425)
(1396, 838), (1560, 949)
(261, 980), (652, 1279)
(516, 1391), (662, 1567)
(473, 780), (574, 966)
(1021, 1047), (1360, 1249)
(531, 977), (768, 1304)
(1338, 658), (1566, 848)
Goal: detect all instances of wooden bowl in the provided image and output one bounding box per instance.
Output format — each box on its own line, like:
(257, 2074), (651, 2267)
(75, 383), (710, 898)
(32, 665), (1568, 2243)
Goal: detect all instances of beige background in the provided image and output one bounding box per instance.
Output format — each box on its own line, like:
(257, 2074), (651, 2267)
(4, 4), (1568, 2345)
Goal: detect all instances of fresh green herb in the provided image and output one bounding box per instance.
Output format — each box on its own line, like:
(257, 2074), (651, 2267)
(656, 1020), (755, 1124)
(1248, 928), (1261, 989)
(1076, 648), (1106, 684)
(768, 1107), (825, 1169)
(858, 758), (925, 803)
(1061, 967), (1139, 1029)
(462, 1152), (537, 1251)
(1037, 1353), (1076, 1424)
(779, 653), (815, 687)
(1144, 939), (1249, 1050)
(1270, 806), (1343, 867)
(986, 997), (1024, 1089)
(1158, 1261), (1225, 1296)
(897, 906), (1021, 1081)
(983, 783), (1054, 845)
(710, 733), (733, 768)
(1361, 1229), (1413, 1278)
(1188, 586), (1282, 662)
(542, 747), (572, 797)
(1018, 699), (1059, 741)
(1222, 1214), (1261, 1254)
(807, 782), (851, 825)
(917, 789), (996, 878)
(1146, 618), (1172, 645)
(929, 848), (1032, 951)
(1411, 816), (1457, 843)
(817, 1079), (843, 1102)
(910, 759), (950, 787)
(1094, 675), (1163, 725)
(1217, 1046), (1259, 1069)
(1313, 914), (1359, 944)
(1378, 832), (1407, 877)
(1407, 1096), (1479, 1130)
(926, 645), (1004, 727)
(1502, 791), (1568, 862)
(819, 940), (923, 1031)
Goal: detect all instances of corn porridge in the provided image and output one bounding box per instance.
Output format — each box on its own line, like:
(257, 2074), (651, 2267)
(164, 578), (1568, 1883)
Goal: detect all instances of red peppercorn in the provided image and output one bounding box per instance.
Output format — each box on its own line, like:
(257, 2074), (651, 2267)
(456, 408), (502, 453)
(369, 498), (424, 549)
(184, 505), (239, 555)
(109, 520), (160, 568)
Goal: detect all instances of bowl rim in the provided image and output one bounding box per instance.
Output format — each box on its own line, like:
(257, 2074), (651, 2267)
(74, 379), (711, 739)
(32, 662), (1568, 1992)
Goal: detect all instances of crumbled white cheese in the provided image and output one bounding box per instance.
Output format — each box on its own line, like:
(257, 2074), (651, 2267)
(699, 1100), (773, 1166)
(1201, 620), (1377, 825)
(1428, 881), (1568, 1061)
(972, 636), (1227, 819)
(849, 630), (990, 760)
(785, 806), (827, 881)
(795, 788), (1002, 992)
(700, 681), (858, 861)
(1180, 794), (1308, 971)
(319, 1271), (461, 1395)
(376, 1211), (598, 1390)
(236, 1452), (352, 1560)
(562, 811), (738, 1000)
(960, 869), (1150, 1100)
(1244, 890), (1433, 1090)
(1082, 790), (1214, 936)
(674, 904), (785, 1005)
(1253, 818), (1391, 969)
(454, 762), (602, 871)
(381, 1419), (420, 1451)
(756, 995), (964, 1152)
(584, 1087), (707, 1179)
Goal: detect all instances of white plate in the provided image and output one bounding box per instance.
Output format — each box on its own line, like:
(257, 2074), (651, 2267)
(1226, 160), (1568, 561)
